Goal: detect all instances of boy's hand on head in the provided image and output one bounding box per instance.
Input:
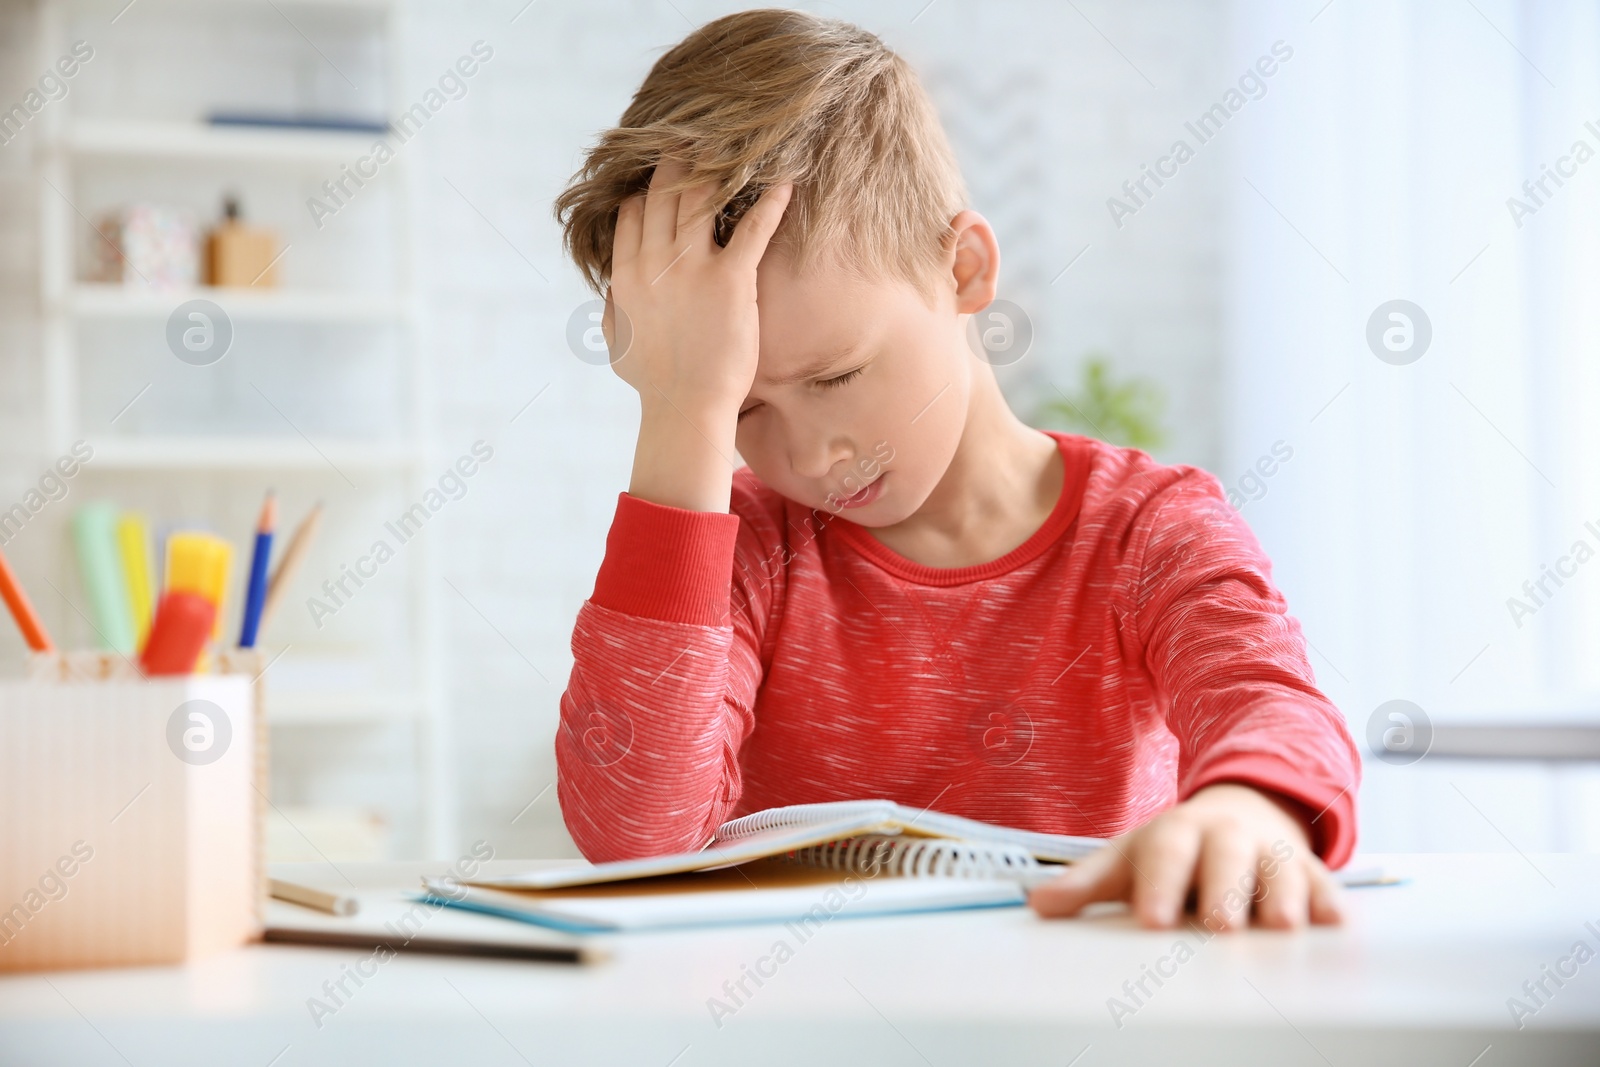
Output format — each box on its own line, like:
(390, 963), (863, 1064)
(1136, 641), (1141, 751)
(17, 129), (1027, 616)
(1028, 783), (1343, 931)
(605, 160), (793, 513)
(607, 161), (791, 411)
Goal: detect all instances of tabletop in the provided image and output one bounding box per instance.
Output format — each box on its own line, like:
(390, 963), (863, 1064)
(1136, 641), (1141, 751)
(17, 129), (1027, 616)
(1, 852), (1597, 1066)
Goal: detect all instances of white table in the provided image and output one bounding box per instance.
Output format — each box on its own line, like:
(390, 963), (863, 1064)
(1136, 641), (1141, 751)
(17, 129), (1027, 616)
(2, 854), (1597, 1066)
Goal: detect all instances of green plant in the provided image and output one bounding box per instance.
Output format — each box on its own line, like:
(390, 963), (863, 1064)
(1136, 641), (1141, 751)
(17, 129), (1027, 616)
(1034, 355), (1167, 450)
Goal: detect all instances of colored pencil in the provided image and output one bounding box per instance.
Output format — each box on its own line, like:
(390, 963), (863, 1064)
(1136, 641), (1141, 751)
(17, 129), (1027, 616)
(0, 543), (54, 652)
(238, 492), (276, 648)
(259, 501), (323, 634)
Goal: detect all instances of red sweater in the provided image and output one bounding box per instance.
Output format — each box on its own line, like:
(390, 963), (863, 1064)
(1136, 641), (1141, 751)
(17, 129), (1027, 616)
(557, 433), (1360, 868)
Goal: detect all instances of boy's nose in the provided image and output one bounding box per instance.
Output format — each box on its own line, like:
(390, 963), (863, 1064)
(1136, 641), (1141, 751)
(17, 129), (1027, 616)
(788, 430), (853, 482)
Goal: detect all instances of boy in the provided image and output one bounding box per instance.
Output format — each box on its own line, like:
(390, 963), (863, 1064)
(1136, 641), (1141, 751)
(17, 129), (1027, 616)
(552, 9), (1359, 930)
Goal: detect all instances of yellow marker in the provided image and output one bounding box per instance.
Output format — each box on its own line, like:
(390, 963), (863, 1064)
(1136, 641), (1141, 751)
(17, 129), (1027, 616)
(165, 532), (234, 668)
(116, 514), (155, 651)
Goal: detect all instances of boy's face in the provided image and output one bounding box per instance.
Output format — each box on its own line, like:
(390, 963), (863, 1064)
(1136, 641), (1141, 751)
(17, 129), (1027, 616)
(735, 232), (991, 528)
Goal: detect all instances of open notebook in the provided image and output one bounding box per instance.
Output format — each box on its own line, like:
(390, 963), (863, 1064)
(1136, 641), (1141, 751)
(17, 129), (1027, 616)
(468, 799), (1103, 892)
(419, 801), (1104, 932)
(441, 799), (1100, 902)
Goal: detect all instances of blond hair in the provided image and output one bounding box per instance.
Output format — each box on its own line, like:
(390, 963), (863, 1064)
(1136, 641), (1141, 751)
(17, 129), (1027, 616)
(553, 9), (969, 298)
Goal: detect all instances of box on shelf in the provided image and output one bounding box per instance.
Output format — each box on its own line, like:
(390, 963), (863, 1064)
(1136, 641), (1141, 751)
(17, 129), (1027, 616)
(205, 196), (281, 288)
(84, 203), (199, 288)
(0, 649), (269, 972)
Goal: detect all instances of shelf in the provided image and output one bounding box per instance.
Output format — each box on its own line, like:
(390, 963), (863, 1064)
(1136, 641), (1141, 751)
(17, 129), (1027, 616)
(32, 0), (452, 856)
(54, 118), (386, 165)
(122, 0), (394, 11)
(88, 437), (421, 471)
(66, 285), (403, 323)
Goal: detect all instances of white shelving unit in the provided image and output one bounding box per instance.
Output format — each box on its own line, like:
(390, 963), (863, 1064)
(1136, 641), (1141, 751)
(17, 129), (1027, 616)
(87, 438), (423, 471)
(66, 283), (403, 322)
(30, 0), (454, 858)
(64, 116), (383, 163)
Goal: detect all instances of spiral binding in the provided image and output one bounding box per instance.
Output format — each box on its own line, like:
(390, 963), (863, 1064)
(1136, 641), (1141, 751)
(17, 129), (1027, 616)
(717, 802), (888, 841)
(786, 834), (1040, 879)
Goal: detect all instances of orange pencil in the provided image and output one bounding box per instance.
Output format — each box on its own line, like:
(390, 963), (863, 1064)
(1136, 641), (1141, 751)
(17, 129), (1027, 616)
(0, 543), (54, 652)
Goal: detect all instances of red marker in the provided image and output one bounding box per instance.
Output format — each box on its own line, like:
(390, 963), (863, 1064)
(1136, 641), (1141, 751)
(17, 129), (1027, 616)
(140, 592), (216, 676)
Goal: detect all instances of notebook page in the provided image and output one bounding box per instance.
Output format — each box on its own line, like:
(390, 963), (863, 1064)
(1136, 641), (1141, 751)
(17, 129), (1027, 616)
(880, 808), (1103, 862)
(466, 804), (1102, 893)
(464, 811), (898, 890)
(714, 800), (1103, 862)
(713, 799), (901, 840)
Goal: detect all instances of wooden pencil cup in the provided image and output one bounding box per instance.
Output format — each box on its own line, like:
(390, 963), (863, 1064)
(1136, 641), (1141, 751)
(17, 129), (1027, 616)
(0, 651), (265, 971)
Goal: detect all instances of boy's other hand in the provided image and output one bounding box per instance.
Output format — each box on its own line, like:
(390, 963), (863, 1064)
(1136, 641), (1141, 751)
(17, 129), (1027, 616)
(606, 160), (793, 418)
(1028, 783), (1343, 931)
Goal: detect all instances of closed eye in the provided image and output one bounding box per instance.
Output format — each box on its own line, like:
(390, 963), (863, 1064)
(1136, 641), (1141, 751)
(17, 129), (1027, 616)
(817, 366), (864, 390)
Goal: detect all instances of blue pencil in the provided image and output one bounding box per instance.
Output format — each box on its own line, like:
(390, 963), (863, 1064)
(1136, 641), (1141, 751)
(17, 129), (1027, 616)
(238, 492), (276, 648)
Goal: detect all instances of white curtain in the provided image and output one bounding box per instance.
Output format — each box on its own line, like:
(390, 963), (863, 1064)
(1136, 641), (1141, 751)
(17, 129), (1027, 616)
(1224, 0), (1600, 851)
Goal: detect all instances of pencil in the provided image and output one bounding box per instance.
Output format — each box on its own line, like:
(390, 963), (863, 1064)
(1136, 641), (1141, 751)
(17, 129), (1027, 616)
(269, 877), (358, 916)
(0, 543), (54, 652)
(261, 927), (599, 964)
(238, 492), (276, 648)
(259, 501), (323, 634)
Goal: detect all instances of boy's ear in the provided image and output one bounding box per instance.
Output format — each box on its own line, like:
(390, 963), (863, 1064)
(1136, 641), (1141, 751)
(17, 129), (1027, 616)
(947, 210), (1000, 315)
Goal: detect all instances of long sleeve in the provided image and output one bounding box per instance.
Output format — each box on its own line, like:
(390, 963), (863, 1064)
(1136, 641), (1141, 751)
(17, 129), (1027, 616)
(556, 491), (778, 862)
(555, 436), (1362, 869)
(1123, 473), (1362, 868)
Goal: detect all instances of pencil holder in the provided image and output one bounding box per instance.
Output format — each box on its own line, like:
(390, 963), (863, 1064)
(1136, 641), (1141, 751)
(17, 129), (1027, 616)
(0, 650), (265, 971)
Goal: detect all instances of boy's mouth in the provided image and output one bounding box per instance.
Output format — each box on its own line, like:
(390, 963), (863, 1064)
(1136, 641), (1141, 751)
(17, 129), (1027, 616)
(836, 475), (886, 509)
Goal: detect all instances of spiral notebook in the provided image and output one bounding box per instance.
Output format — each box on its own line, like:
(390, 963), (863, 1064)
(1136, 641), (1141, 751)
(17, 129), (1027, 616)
(465, 799), (1101, 894)
(416, 800), (1103, 932)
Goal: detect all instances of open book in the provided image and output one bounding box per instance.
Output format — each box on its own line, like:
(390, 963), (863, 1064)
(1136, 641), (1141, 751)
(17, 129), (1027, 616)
(419, 801), (1103, 933)
(465, 799), (1103, 892)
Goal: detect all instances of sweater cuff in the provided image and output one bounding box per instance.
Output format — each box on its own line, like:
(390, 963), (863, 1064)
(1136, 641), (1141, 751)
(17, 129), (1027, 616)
(1184, 754), (1358, 870)
(590, 493), (741, 627)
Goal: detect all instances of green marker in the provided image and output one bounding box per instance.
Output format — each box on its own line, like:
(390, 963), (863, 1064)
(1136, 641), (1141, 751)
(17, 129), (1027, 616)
(72, 502), (136, 654)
